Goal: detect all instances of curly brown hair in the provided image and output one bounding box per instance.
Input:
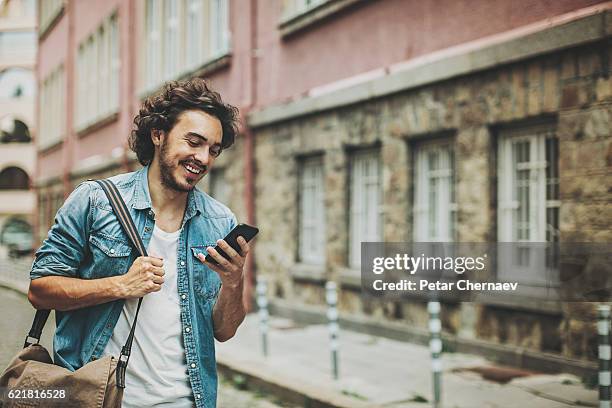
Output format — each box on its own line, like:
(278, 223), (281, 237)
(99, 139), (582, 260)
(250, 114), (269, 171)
(129, 78), (240, 165)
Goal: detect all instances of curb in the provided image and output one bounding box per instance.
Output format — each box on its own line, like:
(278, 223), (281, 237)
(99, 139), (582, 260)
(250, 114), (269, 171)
(216, 355), (377, 408)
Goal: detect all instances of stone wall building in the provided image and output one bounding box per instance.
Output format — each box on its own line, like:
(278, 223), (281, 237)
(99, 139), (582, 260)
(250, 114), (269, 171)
(248, 3), (612, 376)
(35, 0), (611, 376)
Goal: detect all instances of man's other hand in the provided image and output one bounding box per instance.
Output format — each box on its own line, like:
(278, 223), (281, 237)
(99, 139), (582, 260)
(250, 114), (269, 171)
(117, 256), (165, 299)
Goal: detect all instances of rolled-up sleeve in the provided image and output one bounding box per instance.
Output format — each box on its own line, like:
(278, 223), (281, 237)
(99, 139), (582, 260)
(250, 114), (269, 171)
(30, 182), (93, 280)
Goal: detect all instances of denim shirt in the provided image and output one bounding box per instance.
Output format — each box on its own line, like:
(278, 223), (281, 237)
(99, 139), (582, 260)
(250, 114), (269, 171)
(30, 166), (236, 408)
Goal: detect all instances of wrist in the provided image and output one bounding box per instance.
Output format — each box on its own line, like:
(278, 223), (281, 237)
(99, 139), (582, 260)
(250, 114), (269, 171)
(108, 275), (127, 299)
(222, 279), (244, 293)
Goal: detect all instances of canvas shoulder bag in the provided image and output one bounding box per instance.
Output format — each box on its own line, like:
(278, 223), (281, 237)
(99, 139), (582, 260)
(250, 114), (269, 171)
(0, 179), (148, 408)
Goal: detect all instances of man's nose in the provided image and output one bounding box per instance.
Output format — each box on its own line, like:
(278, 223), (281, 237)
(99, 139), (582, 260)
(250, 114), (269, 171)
(194, 147), (210, 165)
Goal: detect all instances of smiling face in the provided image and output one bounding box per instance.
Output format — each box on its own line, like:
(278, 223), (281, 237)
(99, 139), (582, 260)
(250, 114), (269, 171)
(152, 109), (223, 192)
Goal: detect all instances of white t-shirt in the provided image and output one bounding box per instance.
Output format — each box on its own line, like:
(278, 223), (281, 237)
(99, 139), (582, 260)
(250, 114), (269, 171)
(103, 225), (194, 407)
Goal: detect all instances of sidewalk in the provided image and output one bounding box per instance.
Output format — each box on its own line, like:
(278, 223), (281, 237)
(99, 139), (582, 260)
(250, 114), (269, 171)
(216, 314), (598, 408)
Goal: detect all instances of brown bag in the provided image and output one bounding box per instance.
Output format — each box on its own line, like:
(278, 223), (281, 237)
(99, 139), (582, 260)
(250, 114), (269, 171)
(0, 180), (147, 408)
(1, 344), (122, 407)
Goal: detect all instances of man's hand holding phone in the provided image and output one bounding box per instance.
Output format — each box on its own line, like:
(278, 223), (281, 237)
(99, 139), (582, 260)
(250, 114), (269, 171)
(196, 236), (249, 291)
(196, 223), (259, 291)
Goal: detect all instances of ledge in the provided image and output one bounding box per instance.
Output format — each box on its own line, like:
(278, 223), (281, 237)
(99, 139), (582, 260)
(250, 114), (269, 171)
(139, 53), (232, 100)
(33, 174), (61, 188)
(76, 111), (119, 139)
(38, 5), (65, 40)
(70, 146), (136, 178)
(291, 263), (327, 283)
(338, 266), (361, 289)
(279, 0), (369, 38)
(38, 138), (63, 154)
(250, 4), (612, 128)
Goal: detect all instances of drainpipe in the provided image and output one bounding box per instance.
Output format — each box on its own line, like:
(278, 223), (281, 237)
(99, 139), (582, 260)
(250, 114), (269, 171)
(242, 0), (258, 312)
(122, 0), (137, 173)
(63, 0), (75, 197)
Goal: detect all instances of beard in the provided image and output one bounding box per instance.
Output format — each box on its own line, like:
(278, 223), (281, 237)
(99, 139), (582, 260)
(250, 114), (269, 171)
(158, 139), (206, 192)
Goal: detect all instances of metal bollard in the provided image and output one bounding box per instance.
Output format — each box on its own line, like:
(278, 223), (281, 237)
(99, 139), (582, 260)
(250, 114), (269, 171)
(256, 277), (269, 357)
(598, 305), (611, 408)
(326, 281), (339, 380)
(428, 301), (442, 408)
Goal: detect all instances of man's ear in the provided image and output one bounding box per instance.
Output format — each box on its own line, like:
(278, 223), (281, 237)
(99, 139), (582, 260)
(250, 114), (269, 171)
(151, 129), (164, 147)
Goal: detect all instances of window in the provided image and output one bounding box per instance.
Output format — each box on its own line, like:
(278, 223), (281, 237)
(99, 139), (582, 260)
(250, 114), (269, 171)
(0, 117), (31, 143)
(163, 0), (180, 79)
(143, 0), (230, 91)
(283, 0), (326, 18)
(498, 124), (559, 243)
(0, 167), (29, 189)
(497, 124), (560, 287)
(39, 0), (63, 35)
(186, 0), (203, 68)
(210, 0), (229, 57)
(209, 168), (229, 204)
(38, 65), (65, 149)
(298, 157), (325, 265)
(349, 150), (382, 268)
(75, 13), (120, 130)
(413, 143), (456, 242)
(145, 0), (162, 89)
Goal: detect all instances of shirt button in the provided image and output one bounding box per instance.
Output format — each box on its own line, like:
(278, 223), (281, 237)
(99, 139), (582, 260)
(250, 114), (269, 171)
(196, 394), (201, 399)
(180, 261), (185, 266)
(190, 363), (196, 368)
(185, 327), (191, 333)
(110, 248), (115, 254)
(181, 294), (186, 300)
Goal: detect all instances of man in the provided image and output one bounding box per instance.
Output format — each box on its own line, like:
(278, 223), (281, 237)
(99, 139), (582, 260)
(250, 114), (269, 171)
(28, 79), (246, 407)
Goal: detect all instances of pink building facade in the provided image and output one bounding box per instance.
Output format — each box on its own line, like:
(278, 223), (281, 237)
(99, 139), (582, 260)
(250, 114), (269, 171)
(37, 0), (612, 375)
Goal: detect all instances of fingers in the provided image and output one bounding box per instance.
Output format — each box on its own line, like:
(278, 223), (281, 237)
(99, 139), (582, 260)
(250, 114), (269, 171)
(136, 256), (164, 267)
(151, 273), (164, 285)
(149, 266), (165, 276)
(216, 238), (250, 260)
(205, 246), (231, 268)
(237, 236), (250, 256)
(146, 256), (164, 267)
(216, 239), (239, 259)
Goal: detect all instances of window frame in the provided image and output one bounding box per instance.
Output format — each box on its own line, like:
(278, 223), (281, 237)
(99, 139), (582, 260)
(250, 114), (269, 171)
(38, 64), (65, 151)
(75, 12), (120, 132)
(413, 140), (457, 242)
(141, 0), (231, 95)
(496, 123), (560, 293)
(297, 155), (326, 266)
(348, 148), (382, 269)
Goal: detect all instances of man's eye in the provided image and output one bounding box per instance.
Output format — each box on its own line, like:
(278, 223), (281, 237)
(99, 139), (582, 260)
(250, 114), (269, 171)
(187, 139), (200, 146)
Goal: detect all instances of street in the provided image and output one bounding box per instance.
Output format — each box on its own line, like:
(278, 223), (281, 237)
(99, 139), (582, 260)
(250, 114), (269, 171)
(0, 287), (295, 408)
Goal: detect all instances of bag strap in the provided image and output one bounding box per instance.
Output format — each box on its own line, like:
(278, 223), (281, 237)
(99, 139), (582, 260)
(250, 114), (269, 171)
(94, 179), (147, 389)
(23, 179), (148, 390)
(24, 309), (50, 347)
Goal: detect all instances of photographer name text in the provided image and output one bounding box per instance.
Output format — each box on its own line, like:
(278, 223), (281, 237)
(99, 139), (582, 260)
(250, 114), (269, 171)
(372, 279), (518, 292)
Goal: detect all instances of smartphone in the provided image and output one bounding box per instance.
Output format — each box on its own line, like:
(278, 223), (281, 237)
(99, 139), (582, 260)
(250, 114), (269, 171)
(205, 223), (259, 265)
